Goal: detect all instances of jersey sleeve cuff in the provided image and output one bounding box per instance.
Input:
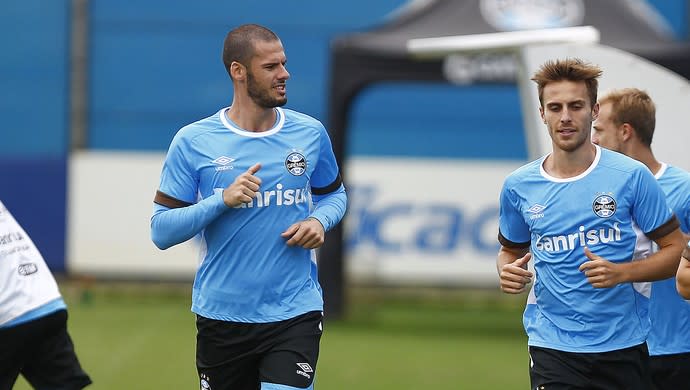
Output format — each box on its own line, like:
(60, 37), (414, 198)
(498, 231), (530, 249)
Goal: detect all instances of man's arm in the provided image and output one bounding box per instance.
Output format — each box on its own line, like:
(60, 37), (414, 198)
(150, 192), (228, 250)
(308, 186), (347, 233)
(151, 164), (262, 250)
(677, 240), (690, 299)
(579, 227), (685, 287)
(497, 245), (532, 294)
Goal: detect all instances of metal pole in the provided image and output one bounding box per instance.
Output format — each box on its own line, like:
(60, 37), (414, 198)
(70, 0), (89, 150)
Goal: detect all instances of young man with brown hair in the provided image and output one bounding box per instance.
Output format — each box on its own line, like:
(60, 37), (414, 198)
(497, 58), (685, 389)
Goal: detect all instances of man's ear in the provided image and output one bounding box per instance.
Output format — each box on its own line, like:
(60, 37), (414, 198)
(620, 123), (634, 142)
(539, 106), (546, 124)
(591, 102), (600, 121)
(230, 61), (246, 81)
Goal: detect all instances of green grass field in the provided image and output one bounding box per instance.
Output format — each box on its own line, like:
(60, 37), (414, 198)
(14, 283), (530, 389)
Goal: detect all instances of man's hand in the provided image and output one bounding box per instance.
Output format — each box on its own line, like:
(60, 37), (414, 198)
(499, 252), (533, 294)
(677, 253), (690, 299)
(579, 246), (624, 288)
(281, 218), (325, 249)
(223, 163), (262, 207)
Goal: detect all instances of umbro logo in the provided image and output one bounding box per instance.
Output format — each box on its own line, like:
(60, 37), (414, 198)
(527, 204), (546, 220)
(296, 363), (313, 373)
(527, 204), (546, 213)
(211, 156), (235, 171)
(296, 362), (313, 380)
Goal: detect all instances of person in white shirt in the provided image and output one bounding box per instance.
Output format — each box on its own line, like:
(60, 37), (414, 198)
(0, 200), (91, 390)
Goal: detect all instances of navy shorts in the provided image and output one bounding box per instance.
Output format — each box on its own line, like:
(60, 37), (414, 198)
(0, 309), (92, 390)
(529, 343), (651, 390)
(196, 310), (323, 390)
(649, 352), (690, 390)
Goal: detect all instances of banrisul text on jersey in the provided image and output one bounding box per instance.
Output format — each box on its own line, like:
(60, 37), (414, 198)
(535, 223), (622, 252)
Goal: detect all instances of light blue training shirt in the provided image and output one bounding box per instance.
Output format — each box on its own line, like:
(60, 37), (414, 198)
(152, 107), (347, 323)
(647, 163), (690, 356)
(499, 145), (677, 353)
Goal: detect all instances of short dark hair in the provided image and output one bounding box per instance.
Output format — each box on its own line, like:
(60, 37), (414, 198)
(599, 88), (656, 147)
(531, 58), (603, 108)
(222, 24), (280, 79)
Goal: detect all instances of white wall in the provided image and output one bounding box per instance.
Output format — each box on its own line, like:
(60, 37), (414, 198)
(345, 158), (520, 286)
(67, 151), (200, 279)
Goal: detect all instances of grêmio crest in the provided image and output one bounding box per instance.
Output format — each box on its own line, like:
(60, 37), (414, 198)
(285, 151), (306, 176)
(592, 194), (617, 218)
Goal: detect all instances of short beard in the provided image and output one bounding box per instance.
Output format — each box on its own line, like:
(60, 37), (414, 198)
(247, 71), (287, 108)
